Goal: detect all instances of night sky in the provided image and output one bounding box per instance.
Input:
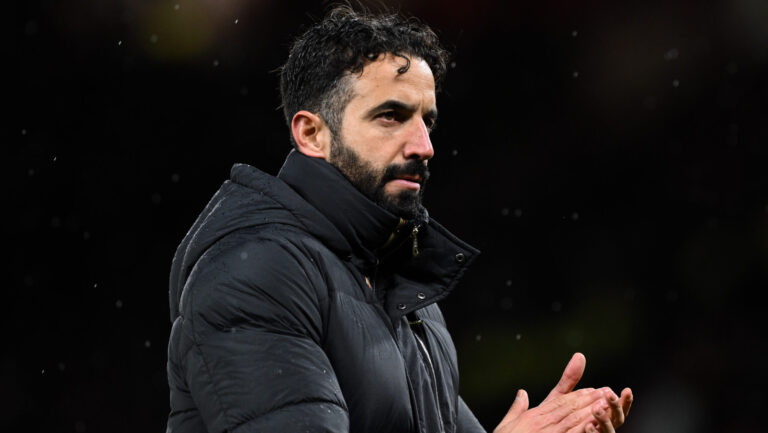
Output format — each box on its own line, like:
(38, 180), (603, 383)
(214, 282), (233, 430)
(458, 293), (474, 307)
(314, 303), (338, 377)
(12, 0), (767, 432)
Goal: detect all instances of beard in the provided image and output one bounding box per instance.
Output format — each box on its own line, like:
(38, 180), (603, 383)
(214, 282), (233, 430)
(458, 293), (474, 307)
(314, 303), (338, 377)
(328, 135), (430, 224)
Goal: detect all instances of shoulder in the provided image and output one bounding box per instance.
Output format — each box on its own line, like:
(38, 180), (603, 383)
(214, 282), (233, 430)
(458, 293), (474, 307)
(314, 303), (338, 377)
(195, 226), (318, 285)
(180, 226), (331, 338)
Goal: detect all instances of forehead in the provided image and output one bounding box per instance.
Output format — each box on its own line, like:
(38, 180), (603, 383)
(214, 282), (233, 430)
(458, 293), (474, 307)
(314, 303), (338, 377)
(347, 54), (436, 113)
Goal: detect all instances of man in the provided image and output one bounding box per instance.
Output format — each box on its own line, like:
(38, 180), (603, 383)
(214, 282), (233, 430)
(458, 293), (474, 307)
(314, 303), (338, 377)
(166, 6), (632, 433)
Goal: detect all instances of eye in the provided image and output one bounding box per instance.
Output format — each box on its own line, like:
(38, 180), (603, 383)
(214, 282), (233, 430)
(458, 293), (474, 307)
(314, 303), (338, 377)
(378, 111), (397, 121)
(423, 117), (437, 132)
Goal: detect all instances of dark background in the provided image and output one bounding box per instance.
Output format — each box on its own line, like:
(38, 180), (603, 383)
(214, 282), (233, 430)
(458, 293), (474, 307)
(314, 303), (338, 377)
(11, 0), (767, 431)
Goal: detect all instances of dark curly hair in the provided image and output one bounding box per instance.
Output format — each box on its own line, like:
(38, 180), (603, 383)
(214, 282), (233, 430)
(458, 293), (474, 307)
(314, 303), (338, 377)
(279, 5), (449, 146)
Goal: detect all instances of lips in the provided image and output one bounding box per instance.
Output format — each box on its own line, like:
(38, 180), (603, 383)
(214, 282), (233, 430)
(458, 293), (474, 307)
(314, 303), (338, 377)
(389, 177), (422, 191)
(381, 161), (429, 191)
(396, 174), (421, 183)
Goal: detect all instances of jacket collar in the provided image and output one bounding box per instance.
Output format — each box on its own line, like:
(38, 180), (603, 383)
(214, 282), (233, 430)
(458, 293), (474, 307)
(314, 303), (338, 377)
(277, 150), (402, 267)
(276, 150), (480, 321)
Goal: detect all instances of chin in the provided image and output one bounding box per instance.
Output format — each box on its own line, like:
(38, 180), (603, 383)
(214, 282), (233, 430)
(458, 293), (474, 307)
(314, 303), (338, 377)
(381, 190), (423, 220)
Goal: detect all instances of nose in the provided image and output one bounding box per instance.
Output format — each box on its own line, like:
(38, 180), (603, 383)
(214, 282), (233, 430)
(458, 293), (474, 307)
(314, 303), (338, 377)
(403, 117), (434, 161)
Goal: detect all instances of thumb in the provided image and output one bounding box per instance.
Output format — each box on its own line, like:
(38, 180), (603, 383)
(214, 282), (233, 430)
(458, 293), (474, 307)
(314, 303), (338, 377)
(544, 352), (586, 403)
(500, 389), (529, 425)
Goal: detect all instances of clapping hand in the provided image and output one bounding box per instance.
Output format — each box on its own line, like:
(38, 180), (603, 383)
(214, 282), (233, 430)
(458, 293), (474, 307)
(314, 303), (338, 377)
(493, 353), (633, 433)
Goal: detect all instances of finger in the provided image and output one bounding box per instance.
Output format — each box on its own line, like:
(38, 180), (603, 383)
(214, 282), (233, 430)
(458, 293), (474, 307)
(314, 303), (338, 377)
(541, 388), (602, 420)
(592, 402), (616, 433)
(620, 387), (633, 418)
(543, 352), (586, 403)
(564, 414), (599, 433)
(557, 397), (606, 431)
(500, 389), (529, 426)
(603, 389), (624, 427)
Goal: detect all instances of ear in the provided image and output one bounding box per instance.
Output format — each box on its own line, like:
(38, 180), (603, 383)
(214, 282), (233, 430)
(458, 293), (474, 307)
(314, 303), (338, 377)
(291, 110), (332, 160)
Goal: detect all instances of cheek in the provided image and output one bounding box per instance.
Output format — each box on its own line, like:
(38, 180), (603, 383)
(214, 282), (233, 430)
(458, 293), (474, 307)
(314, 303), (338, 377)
(372, 138), (405, 163)
(354, 141), (398, 170)
(340, 120), (403, 166)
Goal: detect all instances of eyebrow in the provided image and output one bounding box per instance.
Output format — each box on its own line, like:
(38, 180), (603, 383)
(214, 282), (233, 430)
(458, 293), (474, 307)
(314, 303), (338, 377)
(364, 99), (438, 122)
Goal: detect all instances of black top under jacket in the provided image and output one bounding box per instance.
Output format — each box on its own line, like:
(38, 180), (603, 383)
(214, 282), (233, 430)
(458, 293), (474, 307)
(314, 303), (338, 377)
(167, 150), (486, 433)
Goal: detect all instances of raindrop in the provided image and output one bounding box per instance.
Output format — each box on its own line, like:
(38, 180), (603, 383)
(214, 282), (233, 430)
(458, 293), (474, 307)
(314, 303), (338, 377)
(505, 280), (512, 287)
(501, 208), (510, 216)
(451, 149), (458, 156)
(572, 71), (579, 78)
(234, 18), (239, 24)
(21, 129), (27, 135)
(240, 251), (248, 260)
(115, 299), (123, 309)
(28, 168), (35, 176)
(664, 48), (679, 60)
(514, 208), (523, 217)
(213, 59), (220, 67)
(58, 362), (66, 371)
(41, 369), (45, 374)
(672, 79), (680, 88)
(571, 30), (578, 37)
(571, 212), (579, 221)
(144, 340), (152, 348)
(174, 4), (180, 11)
(515, 333), (521, 340)
(276, 368), (283, 375)
(151, 193), (162, 204)
(53, 156), (57, 162)
(150, 34), (158, 44)
(118, 40), (122, 46)
(93, 283), (98, 288)
(83, 231), (91, 240)
(475, 334), (482, 341)
(171, 173), (180, 183)
(449, 61), (456, 68)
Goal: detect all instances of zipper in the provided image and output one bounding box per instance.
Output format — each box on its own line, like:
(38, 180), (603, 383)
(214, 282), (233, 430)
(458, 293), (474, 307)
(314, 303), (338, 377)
(410, 225), (420, 257)
(379, 218), (408, 254)
(412, 323), (445, 433)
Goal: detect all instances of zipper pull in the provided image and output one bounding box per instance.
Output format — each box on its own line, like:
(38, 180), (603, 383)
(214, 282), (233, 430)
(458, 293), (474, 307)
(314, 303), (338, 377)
(411, 225), (420, 257)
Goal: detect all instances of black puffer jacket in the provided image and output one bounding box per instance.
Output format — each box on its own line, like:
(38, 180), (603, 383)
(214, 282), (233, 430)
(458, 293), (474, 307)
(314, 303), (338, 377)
(167, 150), (486, 433)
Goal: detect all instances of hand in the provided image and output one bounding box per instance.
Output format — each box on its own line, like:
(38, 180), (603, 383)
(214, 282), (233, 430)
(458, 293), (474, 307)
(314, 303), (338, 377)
(493, 353), (607, 433)
(494, 387), (607, 433)
(586, 387), (633, 433)
(493, 353), (634, 433)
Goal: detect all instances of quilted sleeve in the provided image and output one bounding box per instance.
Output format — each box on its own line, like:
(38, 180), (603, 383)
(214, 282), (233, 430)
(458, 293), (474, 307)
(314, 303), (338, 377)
(172, 235), (349, 433)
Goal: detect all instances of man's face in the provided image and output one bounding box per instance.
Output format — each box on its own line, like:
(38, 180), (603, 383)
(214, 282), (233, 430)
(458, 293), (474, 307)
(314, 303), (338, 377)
(329, 54), (437, 222)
